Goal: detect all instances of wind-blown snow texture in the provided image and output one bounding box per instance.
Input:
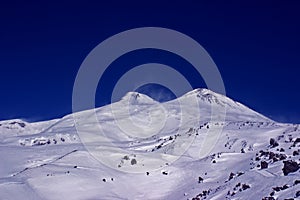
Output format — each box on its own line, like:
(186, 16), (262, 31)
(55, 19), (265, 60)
(1, 89), (299, 200)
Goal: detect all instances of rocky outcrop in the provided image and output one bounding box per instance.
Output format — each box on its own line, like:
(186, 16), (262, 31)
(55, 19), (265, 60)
(282, 160), (299, 176)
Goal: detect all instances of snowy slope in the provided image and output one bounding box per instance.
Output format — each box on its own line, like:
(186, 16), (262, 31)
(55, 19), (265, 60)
(0, 89), (299, 200)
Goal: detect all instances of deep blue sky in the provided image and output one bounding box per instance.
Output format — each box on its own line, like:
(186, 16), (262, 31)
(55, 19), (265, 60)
(0, 1), (300, 123)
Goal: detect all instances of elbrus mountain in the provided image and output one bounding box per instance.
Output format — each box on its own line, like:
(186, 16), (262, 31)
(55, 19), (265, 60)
(0, 89), (299, 200)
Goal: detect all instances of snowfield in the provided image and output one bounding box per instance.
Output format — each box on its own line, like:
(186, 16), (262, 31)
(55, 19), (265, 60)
(0, 89), (299, 200)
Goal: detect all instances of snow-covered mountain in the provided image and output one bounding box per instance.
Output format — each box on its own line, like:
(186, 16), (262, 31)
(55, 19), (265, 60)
(0, 89), (299, 200)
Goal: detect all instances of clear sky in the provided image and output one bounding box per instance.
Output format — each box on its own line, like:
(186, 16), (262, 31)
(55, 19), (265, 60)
(0, 1), (300, 123)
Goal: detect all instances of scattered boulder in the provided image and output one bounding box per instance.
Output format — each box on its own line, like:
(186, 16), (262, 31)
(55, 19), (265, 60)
(294, 180), (300, 185)
(279, 154), (287, 160)
(237, 172), (244, 176)
(273, 184), (289, 192)
(282, 160), (299, 176)
(273, 187), (281, 192)
(235, 182), (241, 188)
(272, 184), (289, 192)
(269, 152), (275, 159)
(260, 150), (269, 156)
(131, 159), (137, 165)
(193, 189), (211, 199)
(198, 176), (204, 183)
(295, 191), (300, 198)
(293, 138), (300, 146)
(242, 184), (250, 190)
(162, 171), (168, 175)
(282, 184), (289, 190)
(261, 161), (268, 169)
(229, 172), (235, 181)
(270, 138), (279, 148)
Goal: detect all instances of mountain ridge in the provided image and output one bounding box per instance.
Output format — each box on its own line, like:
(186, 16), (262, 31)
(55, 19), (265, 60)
(0, 88), (299, 199)
(0, 88), (272, 126)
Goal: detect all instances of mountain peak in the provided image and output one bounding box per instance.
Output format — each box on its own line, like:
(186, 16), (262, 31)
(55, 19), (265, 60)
(177, 88), (271, 122)
(183, 88), (220, 98)
(180, 88), (230, 106)
(121, 92), (157, 105)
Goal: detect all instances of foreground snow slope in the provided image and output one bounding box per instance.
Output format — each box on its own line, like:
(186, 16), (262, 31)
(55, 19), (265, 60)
(0, 89), (299, 200)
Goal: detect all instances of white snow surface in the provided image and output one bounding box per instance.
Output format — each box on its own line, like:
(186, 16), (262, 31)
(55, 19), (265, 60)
(0, 89), (299, 200)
